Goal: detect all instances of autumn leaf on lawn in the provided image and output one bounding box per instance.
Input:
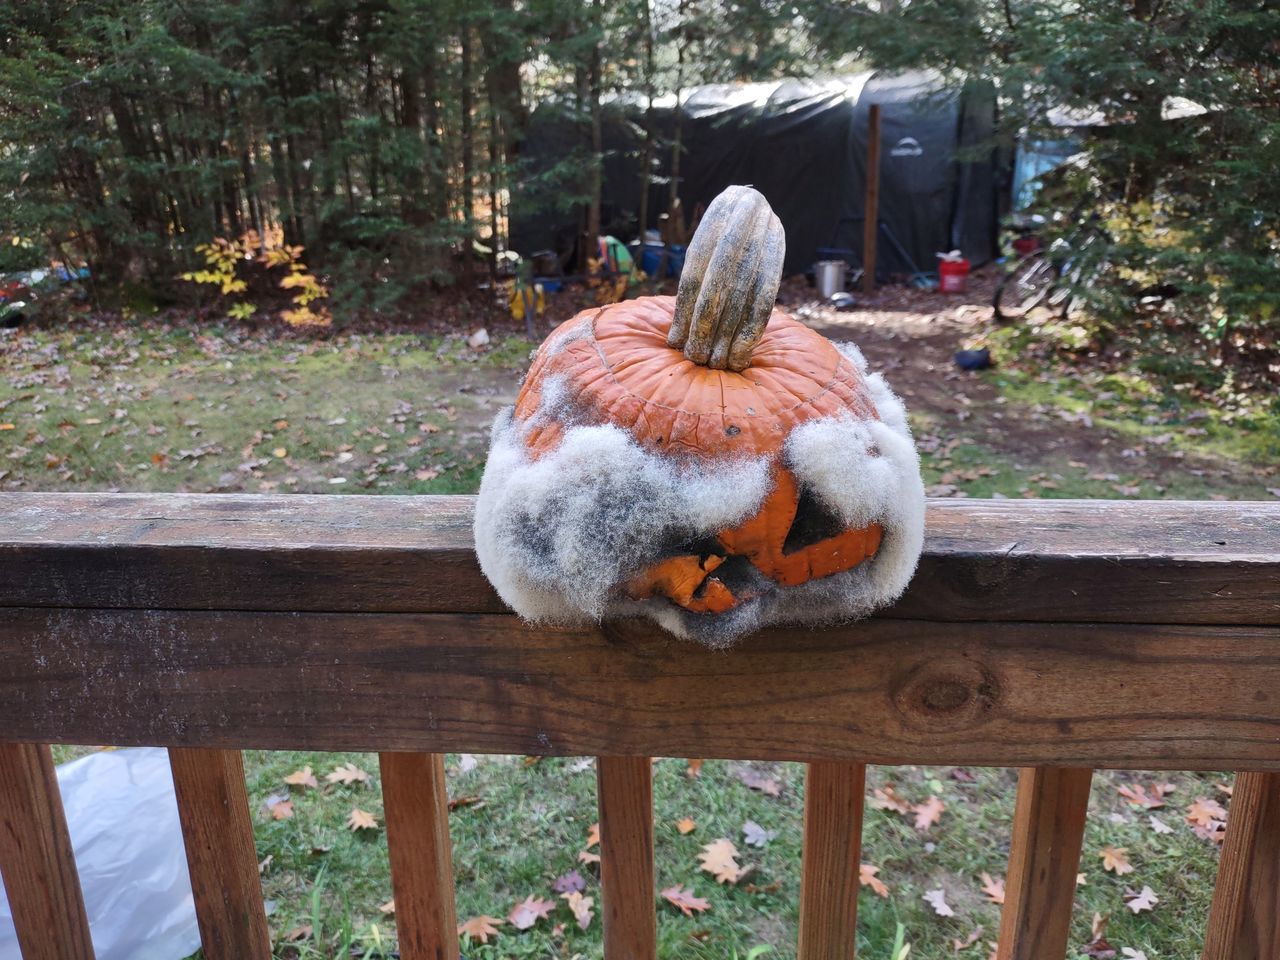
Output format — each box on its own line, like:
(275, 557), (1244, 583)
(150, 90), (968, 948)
(283, 766), (318, 790)
(264, 793), (294, 820)
(553, 870), (586, 894)
(379, 899), (395, 915)
(979, 872), (1005, 904)
(859, 863), (889, 898)
(448, 795), (484, 811)
(698, 838), (744, 884)
(736, 767), (782, 797)
(952, 928), (983, 951)
(742, 820), (776, 848)
(1121, 950), (1149, 960)
(661, 884), (711, 917)
(1186, 797), (1228, 842)
(676, 818), (696, 835)
(347, 807), (378, 831)
(686, 759), (704, 778)
(923, 888), (956, 917)
(326, 762), (370, 786)
(282, 924), (312, 942)
(1117, 782), (1175, 810)
(870, 784), (912, 815)
(1082, 912), (1116, 959)
(561, 891), (594, 930)
(1148, 815), (1173, 834)
(912, 795), (945, 831)
(1100, 846), (1133, 875)
(507, 895), (555, 930)
(1123, 885), (1159, 914)
(585, 822), (600, 848)
(457, 915), (504, 943)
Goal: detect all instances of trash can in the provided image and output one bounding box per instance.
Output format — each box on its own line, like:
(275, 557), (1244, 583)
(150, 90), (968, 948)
(814, 260), (848, 298)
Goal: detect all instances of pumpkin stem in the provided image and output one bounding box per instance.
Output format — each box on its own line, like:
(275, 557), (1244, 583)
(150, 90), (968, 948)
(667, 185), (786, 371)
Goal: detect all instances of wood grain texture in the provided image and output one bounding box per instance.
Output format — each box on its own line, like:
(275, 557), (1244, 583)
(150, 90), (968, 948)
(0, 743), (94, 960)
(168, 748), (271, 960)
(797, 762), (866, 960)
(1, 494), (1276, 625)
(997, 767), (1093, 960)
(596, 757), (656, 960)
(1202, 771), (1280, 960)
(379, 753), (459, 960)
(4, 610), (1280, 768)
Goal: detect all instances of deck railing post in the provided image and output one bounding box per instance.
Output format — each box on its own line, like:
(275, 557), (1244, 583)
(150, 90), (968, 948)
(1202, 771), (1280, 960)
(798, 761), (867, 960)
(596, 756), (657, 960)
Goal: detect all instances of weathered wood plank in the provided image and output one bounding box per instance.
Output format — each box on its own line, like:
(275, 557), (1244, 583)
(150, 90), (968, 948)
(797, 761), (866, 960)
(997, 767), (1093, 960)
(6, 609), (1278, 767)
(0, 743), (95, 960)
(168, 748), (272, 959)
(379, 752), (459, 960)
(596, 757), (656, 960)
(1202, 771), (1280, 960)
(1, 494), (1276, 625)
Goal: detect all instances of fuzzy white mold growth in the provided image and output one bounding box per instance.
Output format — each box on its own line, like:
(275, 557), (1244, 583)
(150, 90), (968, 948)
(473, 336), (925, 646)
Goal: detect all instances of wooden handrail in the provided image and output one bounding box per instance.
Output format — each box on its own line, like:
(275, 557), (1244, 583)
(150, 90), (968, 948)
(0, 493), (1277, 960)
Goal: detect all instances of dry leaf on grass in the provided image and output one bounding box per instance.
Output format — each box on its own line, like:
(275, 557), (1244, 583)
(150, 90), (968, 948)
(283, 766), (318, 790)
(686, 759), (704, 777)
(1124, 885), (1159, 914)
(553, 870), (586, 894)
(912, 795), (945, 831)
(1186, 797), (1228, 842)
(1100, 846), (1133, 875)
(266, 796), (294, 820)
(561, 891), (594, 930)
(699, 838), (744, 884)
(736, 767), (782, 797)
(870, 784), (912, 814)
(676, 817), (696, 834)
(661, 885), (711, 916)
(1116, 782), (1174, 810)
(457, 915), (504, 943)
(979, 872), (1005, 904)
(859, 863), (889, 898)
(1148, 815), (1173, 834)
(923, 888), (955, 917)
(742, 820), (776, 848)
(326, 762), (370, 786)
(379, 899), (395, 915)
(507, 895), (555, 930)
(346, 807), (378, 831)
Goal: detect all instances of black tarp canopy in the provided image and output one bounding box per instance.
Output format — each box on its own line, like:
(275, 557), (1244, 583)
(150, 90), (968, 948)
(511, 70), (1002, 278)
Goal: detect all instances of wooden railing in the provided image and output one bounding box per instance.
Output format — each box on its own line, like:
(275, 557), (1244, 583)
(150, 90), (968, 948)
(0, 493), (1277, 959)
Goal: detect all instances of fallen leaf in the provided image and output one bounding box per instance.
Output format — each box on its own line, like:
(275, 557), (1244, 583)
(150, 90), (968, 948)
(979, 872), (1005, 905)
(923, 888), (955, 917)
(1117, 782), (1174, 810)
(283, 766), (318, 790)
(457, 915), (504, 943)
(414, 467), (439, 482)
(859, 863), (889, 898)
(1186, 797), (1228, 841)
(264, 794), (294, 820)
(258, 855), (273, 874)
(347, 807), (378, 831)
(553, 870), (586, 894)
(912, 795), (945, 831)
(586, 822), (600, 848)
(1148, 815), (1173, 834)
(379, 899), (395, 914)
(448, 795), (484, 811)
(676, 818), (696, 835)
(272, 447), (287, 458)
(282, 924), (312, 942)
(1124, 885), (1159, 914)
(577, 849), (601, 865)
(686, 759), (704, 778)
(1083, 913), (1116, 959)
(326, 762), (370, 786)
(950, 768), (978, 783)
(698, 838), (744, 884)
(661, 884), (711, 916)
(1100, 846), (1134, 875)
(1122, 950), (1150, 960)
(507, 895), (555, 930)
(742, 820), (776, 848)
(952, 927), (983, 950)
(871, 785), (912, 814)
(736, 767), (782, 797)
(561, 891), (594, 930)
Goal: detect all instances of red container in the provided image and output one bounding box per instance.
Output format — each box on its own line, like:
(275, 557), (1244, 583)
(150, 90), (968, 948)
(938, 257), (970, 293)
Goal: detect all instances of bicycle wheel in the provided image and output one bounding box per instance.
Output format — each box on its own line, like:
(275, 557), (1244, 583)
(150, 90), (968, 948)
(993, 256), (1057, 321)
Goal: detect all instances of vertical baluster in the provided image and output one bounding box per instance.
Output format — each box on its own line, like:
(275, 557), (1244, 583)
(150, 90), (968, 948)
(798, 761), (866, 960)
(168, 747), (271, 959)
(0, 743), (95, 960)
(596, 756), (657, 960)
(1202, 771), (1280, 960)
(997, 767), (1093, 960)
(379, 752), (460, 960)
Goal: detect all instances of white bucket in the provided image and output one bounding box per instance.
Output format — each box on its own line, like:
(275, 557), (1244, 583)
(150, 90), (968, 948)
(814, 260), (848, 299)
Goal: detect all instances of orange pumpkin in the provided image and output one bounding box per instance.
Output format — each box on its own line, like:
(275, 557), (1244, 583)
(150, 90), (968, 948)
(475, 186), (924, 645)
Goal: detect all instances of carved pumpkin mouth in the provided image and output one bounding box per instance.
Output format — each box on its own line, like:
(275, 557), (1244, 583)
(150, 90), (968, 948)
(626, 467), (884, 614)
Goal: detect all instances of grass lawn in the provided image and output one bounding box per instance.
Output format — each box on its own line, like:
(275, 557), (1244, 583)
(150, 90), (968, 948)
(8, 312), (1273, 960)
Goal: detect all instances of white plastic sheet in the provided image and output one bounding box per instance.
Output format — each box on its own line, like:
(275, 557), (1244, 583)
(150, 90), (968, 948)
(0, 747), (202, 960)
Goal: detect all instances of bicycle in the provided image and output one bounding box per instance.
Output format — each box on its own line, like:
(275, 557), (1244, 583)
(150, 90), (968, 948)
(992, 211), (1110, 322)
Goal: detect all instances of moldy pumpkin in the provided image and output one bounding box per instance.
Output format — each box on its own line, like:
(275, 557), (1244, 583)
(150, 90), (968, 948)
(475, 186), (925, 646)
